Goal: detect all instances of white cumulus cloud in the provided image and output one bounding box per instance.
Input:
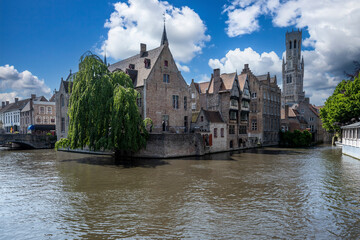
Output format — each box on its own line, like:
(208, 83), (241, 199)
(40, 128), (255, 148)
(222, 0), (360, 105)
(102, 0), (210, 64)
(0, 65), (51, 102)
(209, 47), (282, 78)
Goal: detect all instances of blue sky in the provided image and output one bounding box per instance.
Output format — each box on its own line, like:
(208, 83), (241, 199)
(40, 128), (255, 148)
(1, 0), (359, 106)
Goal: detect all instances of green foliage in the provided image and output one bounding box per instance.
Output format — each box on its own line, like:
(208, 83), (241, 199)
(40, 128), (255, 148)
(55, 138), (70, 150)
(55, 52), (149, 152)
(320, 73), (360, 132)
(279, 130), (312, 147)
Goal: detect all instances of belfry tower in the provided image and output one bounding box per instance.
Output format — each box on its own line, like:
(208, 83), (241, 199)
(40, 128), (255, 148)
(282, 29), (305, 106)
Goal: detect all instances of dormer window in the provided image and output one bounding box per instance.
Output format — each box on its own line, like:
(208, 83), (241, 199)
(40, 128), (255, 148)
(129, 64), (135, 70)
(144, 58), (151, 68)
(164, 60), (168, 67)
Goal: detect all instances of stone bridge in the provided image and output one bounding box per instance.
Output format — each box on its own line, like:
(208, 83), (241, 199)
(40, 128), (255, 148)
(0, 134), (56, 149)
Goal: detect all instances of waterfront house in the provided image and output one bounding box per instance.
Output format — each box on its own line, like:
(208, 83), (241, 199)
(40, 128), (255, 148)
(241, 64), (281, 146)
(192, 109), (227, 152)
(108, 25), (192, 134)
(55, 72), (73, 140)
(20, 94), (56, 134)
(341, 122), (360, 159)
(0, 98), (30, 133)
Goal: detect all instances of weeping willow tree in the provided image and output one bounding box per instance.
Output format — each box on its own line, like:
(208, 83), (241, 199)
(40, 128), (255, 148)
(57, 52), (150, 154)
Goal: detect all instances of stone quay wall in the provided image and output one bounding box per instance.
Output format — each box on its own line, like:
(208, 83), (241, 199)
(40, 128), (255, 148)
(133, 133), (205, 158)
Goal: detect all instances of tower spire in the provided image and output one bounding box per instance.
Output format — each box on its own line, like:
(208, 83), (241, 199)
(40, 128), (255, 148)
(161, 13), (168, 46)
(104, 46), (107, 66)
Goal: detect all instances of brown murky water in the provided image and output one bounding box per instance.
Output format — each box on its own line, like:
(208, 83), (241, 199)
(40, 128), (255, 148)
(1, 145), (360, 239)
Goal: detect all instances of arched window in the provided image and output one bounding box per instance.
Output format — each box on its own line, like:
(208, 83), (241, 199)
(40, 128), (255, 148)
(294, 40), (297, 48)
(289, 41), (292, 49)
(60, 95), (64, 107)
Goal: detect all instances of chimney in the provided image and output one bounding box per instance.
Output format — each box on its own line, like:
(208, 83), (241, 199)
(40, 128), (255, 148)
(213, 68), (221, 94)
(31, 94), (36, 99)
(15, 98), (18, 103)
(140, 43), (146, 56)
(2, 102), (5, 108)
(285, 105), (289, 120)
(6, 101), (9, 105)
(244, 64), (249, 70)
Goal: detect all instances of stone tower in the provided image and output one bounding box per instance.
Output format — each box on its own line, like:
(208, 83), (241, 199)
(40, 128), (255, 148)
(282, 29), (305, 106)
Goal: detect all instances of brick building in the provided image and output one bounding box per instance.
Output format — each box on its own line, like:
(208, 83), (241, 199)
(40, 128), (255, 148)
(192, 109), (227, 152)
(108, 25), (191, 133)
(20, 95), (55, 134)
(241, 64), (281, 146)
(55, 73), (73, 140)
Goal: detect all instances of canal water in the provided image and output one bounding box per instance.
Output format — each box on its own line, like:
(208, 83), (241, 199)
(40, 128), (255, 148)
(0, 145), (359, 239)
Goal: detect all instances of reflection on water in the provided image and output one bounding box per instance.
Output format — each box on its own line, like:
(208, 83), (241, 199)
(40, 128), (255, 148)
(0, 146), (360, 239)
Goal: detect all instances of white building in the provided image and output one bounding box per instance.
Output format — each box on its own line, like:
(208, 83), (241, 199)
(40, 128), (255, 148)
(0, 98), (30, 133)
(342, 122), (360, 159)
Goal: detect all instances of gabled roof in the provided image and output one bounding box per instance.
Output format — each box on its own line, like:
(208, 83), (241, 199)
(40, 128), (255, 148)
(203, 109), (224, 123)
(62, 80), (73, 94)
(108, 45), (165, 88)
(3, 99), (31, 112)
(308, 104), (320, 117)
(199, 81), (210, 93)
(238, 73), (248, 91)
(0, 103), (12, 114)
(220, 73), (237, 91)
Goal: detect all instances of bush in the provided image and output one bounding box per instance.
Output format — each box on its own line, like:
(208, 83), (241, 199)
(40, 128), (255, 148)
(279, 130), (312, 147)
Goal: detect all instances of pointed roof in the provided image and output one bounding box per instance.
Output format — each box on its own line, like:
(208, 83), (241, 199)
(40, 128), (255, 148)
(238, 73), (248, 91)
(108, 45), (165, 88)
(160, 24), (168, 46)
(199, 82), (210, 93)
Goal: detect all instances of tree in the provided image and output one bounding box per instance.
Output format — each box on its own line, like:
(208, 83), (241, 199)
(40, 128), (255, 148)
(57, 52), (149, 154)
(320, 73), (360, 133)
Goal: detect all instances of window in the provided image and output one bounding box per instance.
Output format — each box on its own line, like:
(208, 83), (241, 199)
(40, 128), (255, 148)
(241, 112), (248, 121)
(51, 117), (55, 123)
(191, 103), (196, 110)
(163, 74), (170, 83)
(286, 75), (292, 83)
(201, 116), (204, 122)
(294, 40), (297, 48)
(230, 111), (237, 120)
(60, 95), (65, 107)
(129, 64), (135, 69)
(231, 99), (238, 107)
(229, 125), (235, 134)
(48, 107), (52, 114)
(251, 119), (257, 130)
(137, 96), (142, 107)
(191, 93), (195, 99)
(61, 117), (65, 132)
(251, 92), (257, 99)
(214, 128), (218, 138)
(172, 95), (179, 109)
(239, 125), (247, 134)
(40, 106), (45, 114)
(242, 101), (249, 108)
(144, 58), (151, 68)
(164, 60), (168, 67)
(289, 41), (292, 49)
(309, 117), (314, 122)
(221, 128), (224, 137)
(184, 96), (187, 110)
(44, 117), (48, 124)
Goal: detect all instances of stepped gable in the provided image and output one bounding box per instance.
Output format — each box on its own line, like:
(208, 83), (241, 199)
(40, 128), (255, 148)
(108, 45), (165, 88)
